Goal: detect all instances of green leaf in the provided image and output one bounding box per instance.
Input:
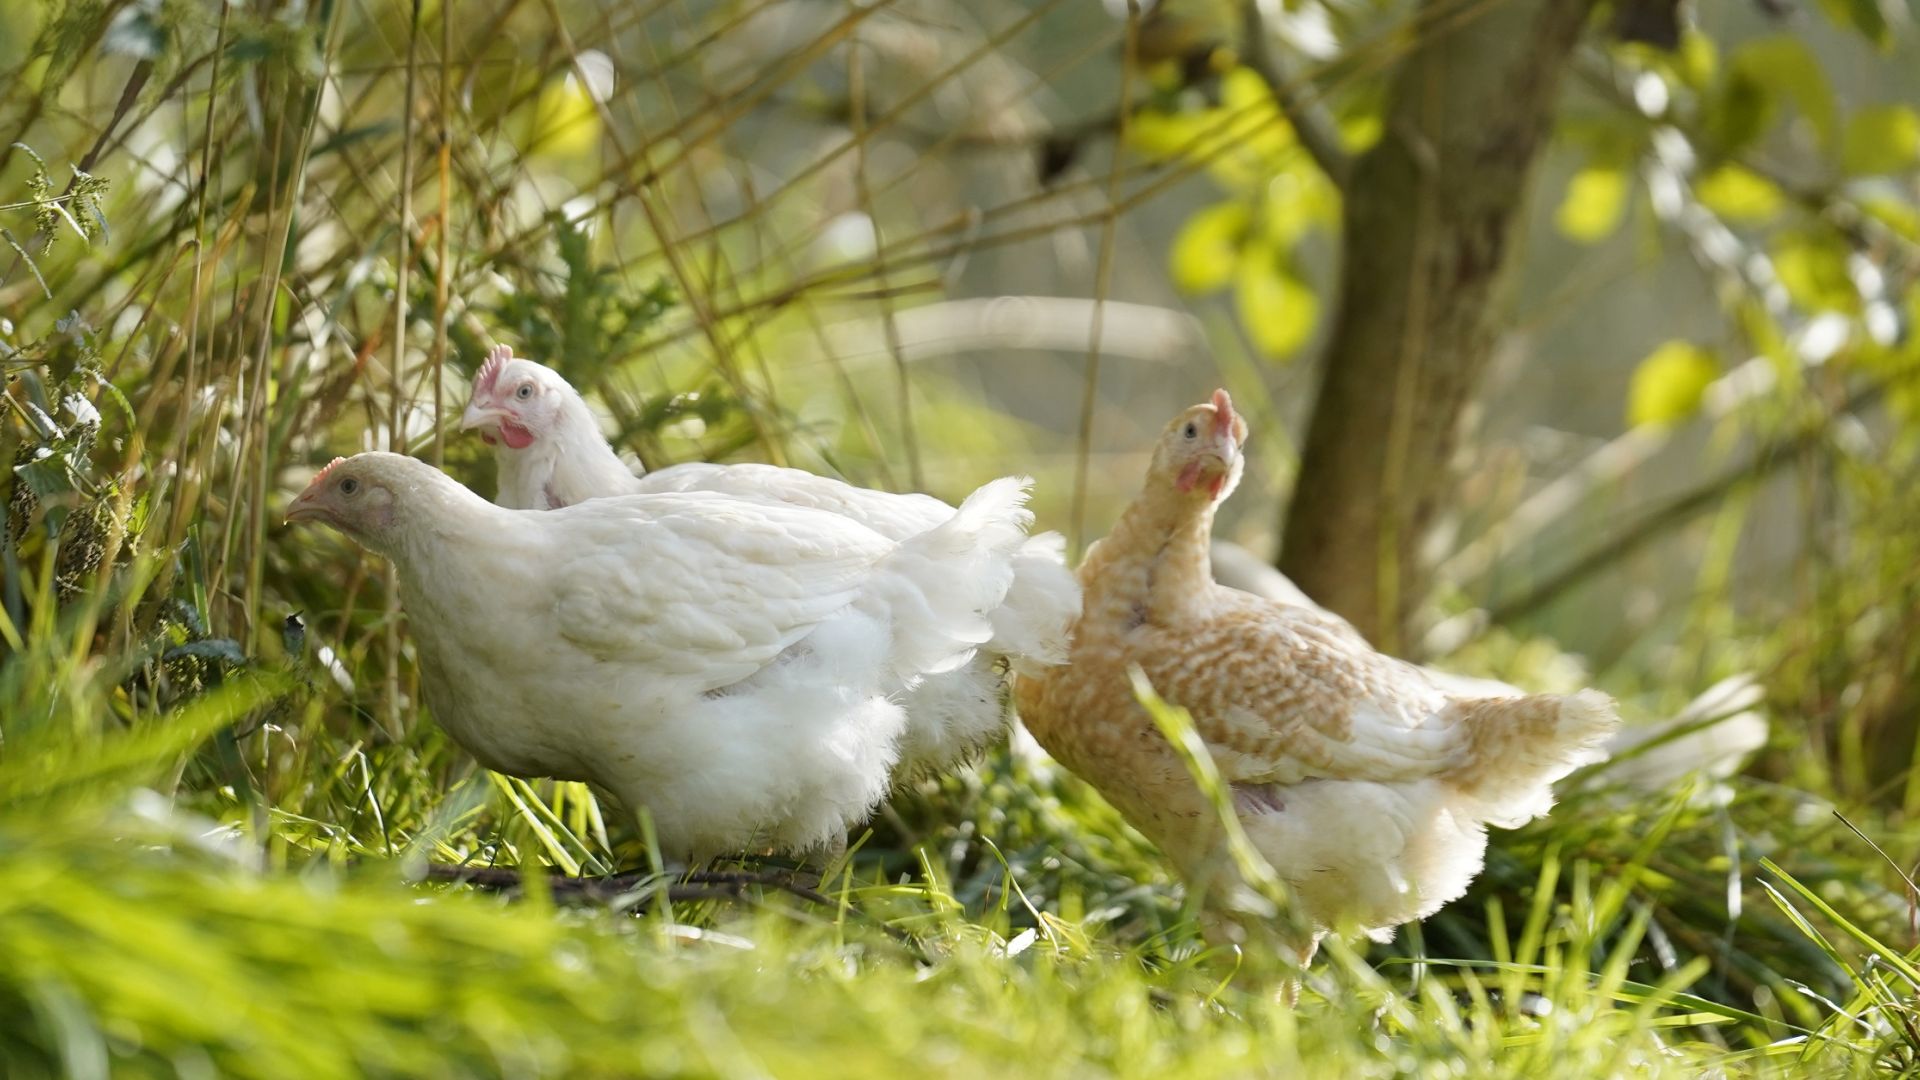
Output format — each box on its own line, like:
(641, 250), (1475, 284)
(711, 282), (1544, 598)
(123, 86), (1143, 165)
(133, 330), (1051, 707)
(1860, 195), (1920, 242)
(1168, 201), (1248, 295)
(1841, 105), (1920, 176)
(0, 228), (51, 299)
(1627, 340), (1719, 427)
(1556, 164), (1632, 243)
(1259, 166), (1340, 249)
(1771, 229), (1859, 313)
(1674, 31), (1717, 89)
(1700, 67), (1774, 154)
(1816, 0), (1892, 49)
(1729, 37), (1837, 150)
(1693, 164), (1784, 223)
(1233, 243), (1317, 360)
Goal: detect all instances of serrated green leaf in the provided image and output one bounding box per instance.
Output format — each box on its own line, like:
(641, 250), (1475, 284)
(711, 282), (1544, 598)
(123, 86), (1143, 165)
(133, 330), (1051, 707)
(1693, 164), (1784, 223)
(1168, 201), (1248, 295)
(1841, 105), (1920, 176)
(15, 452), (75, 502)
(0, 228), (51, 299)
(1556, 164), (1632, 243)
(1628, 340), (1719, 427)
(95, 377), (136, 430)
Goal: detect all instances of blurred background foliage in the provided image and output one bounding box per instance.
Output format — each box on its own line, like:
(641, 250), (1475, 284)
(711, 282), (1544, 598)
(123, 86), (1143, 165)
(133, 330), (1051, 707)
(3, 0), (1920, 1075)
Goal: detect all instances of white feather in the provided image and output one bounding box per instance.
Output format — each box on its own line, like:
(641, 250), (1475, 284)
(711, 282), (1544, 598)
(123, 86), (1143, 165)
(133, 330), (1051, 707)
(469, 356), (1080, 779)
(338, 453), (1030, 859)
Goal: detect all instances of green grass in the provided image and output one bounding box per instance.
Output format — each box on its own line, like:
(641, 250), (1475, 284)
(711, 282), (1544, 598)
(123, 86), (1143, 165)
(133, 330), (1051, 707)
(1, 606), (1917, 1077)
(6, 0), (1920, 1075)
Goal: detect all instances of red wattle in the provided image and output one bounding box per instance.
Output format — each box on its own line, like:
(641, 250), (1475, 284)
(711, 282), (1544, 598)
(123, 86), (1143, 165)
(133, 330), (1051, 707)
(1175, 461), (1202, 492)
(500, 422), (536, 449)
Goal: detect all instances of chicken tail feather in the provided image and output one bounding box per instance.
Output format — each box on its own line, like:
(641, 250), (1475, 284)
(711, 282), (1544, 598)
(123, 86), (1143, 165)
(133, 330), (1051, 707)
(865, 476), (1032, 683)
(991, 530), (1081, 676)
(1446, 688), (1620, 827)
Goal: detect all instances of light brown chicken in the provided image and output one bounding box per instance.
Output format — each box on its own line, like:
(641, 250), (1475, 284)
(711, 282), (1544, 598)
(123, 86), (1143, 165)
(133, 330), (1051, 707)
(1014, 390), (1619, 967)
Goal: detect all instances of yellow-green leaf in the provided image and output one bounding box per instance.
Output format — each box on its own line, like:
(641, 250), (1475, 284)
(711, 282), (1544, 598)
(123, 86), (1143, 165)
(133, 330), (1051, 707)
(1771, 230), (1859, 313)
(1628, 341), (1720, 427)
(1841, 105), (1920, 176)
(1861, 196), (1920, 242)
(529, 75), (602, 159)
(1675, 30), (1717, 89)
(1556, 165), (1631, 243)
(1701, 67), (1775, 154)
(1220, 65), (1277, 115)
(1259, 166), (1340, 249)
(1234, 243), (1317, 359)
(1169, 201), (1249, 294)
(1818, 0), (1892, 49)
(1693, 164), (1784, 223)
(1126, 108), (1220, 162)
(1731, 37), (1836, 149)
(1339, 111), (1384, 155)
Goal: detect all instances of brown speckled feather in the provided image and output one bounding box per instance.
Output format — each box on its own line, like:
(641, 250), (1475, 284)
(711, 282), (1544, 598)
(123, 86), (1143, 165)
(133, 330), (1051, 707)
(1014, 392), (1620, 953)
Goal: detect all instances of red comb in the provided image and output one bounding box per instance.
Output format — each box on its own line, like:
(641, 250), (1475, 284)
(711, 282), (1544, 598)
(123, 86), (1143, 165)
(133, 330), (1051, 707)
(1211, 388), (1235, 432)
(475, 344), (512, 396)
(312, 456), (348, 485)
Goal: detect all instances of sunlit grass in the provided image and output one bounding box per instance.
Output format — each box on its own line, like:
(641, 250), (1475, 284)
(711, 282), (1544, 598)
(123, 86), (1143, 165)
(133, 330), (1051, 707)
(5, 0), (1920, 1076)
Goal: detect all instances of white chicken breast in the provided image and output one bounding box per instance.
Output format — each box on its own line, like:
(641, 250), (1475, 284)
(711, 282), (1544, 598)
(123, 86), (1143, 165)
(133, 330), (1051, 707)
(459, 347), (1081, 774)
(286, 452), (1034, 860)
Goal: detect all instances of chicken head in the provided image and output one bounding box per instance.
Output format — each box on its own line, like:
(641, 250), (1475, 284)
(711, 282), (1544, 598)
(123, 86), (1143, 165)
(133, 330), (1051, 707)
(460, 345), (572, 450)
(284, 453), (433, 552)
(1150, 388), (1249, 503)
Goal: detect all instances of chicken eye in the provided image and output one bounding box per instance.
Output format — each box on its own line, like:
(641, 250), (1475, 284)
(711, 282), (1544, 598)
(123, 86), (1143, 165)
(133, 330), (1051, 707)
(516, 383), (534, 400)
(1183, 422), (1198, 439)
(339, 477), (359, 496)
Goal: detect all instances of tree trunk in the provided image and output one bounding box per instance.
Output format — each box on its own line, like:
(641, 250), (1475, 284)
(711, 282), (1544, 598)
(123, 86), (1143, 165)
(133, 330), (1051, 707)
(1276, 0), (1597, 652)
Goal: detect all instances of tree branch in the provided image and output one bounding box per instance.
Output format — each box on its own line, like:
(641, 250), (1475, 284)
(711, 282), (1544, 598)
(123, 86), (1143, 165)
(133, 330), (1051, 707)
(1484, 373), (1901, 625)
(1240, 0), (1352, 188)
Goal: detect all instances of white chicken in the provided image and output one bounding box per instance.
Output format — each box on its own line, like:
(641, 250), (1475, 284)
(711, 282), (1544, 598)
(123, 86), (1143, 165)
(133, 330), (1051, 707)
(285, 452), (1036, 861)
(458, 346), (1081, 773)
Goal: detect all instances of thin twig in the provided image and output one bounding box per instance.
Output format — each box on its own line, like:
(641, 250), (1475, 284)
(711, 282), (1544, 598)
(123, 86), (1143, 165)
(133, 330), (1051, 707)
(386, 0), (424, 739)
(846, 16), (922, 489)
(431, 0), (453, 466)
(1071, 1), (1142, 554)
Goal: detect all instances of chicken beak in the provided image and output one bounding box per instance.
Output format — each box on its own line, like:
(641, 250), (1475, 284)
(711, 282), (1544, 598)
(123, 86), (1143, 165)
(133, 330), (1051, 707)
(460, 400), (507, 432)
(284, 490), (326, 526)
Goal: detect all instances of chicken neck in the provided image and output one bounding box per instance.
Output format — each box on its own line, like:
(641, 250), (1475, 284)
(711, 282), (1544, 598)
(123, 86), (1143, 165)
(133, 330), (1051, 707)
(1079, 481), (1219, 630)
(499, 393), (642, 509)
